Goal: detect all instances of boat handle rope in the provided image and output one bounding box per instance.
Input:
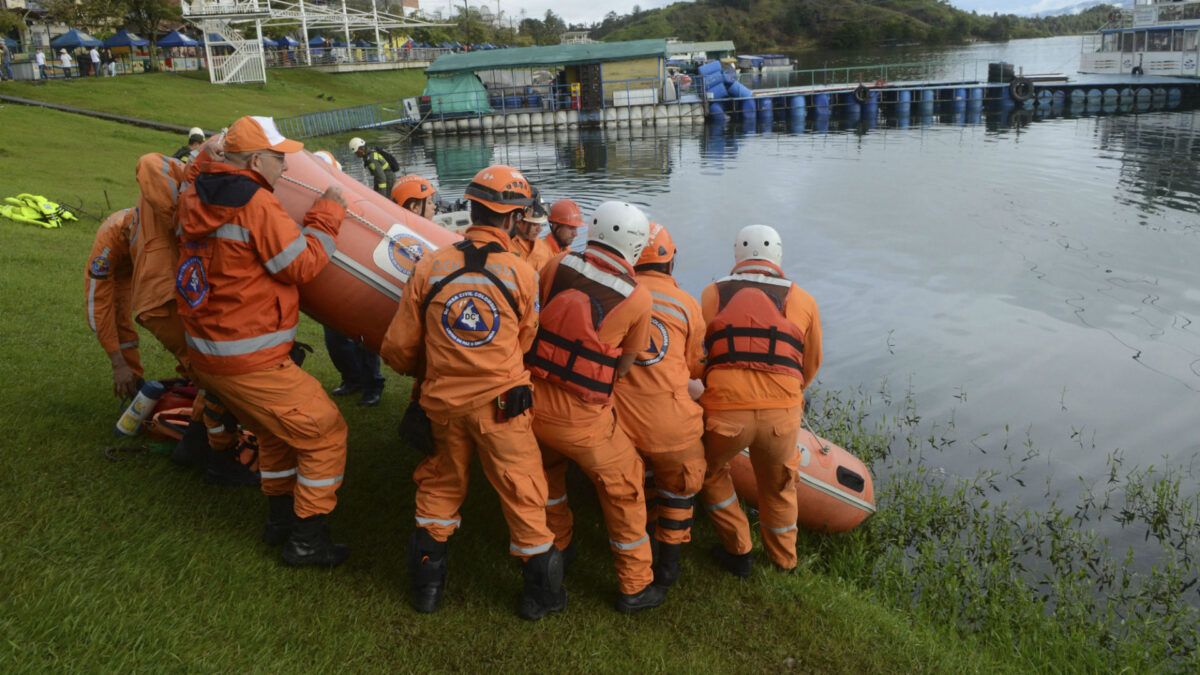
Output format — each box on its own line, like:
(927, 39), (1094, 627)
(280, 174), (392, 240)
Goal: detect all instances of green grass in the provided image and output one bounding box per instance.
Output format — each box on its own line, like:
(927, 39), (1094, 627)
(1, 67), (426, 131)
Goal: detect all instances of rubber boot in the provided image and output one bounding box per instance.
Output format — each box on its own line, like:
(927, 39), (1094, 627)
(653, 542), (682, 588)
(204, 443), (260, 487)
(711, 544), (753, 578)
(281, 514), (349, 568)
(518, 548), (567, 621)
(170, 420), (208, 470)
(262, 494), (294, 547)
(407, 528), (448, 614)
(560, 542), (578, 574)
(616, 583), (667, 615)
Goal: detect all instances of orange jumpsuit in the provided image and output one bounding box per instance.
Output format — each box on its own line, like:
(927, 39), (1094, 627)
(130, 153), (189, 369)
(612, 270), (706, 546)
(85, 208), (143, 381)
(510, 235), (555, 273)
(529, 246), (654, 594)
(699, 259), (822, 570)
(176, 157), (347, 518)
(380, 226), (554, 560)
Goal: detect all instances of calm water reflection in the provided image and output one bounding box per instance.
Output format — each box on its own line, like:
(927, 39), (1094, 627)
(329, 38), (1200, 517)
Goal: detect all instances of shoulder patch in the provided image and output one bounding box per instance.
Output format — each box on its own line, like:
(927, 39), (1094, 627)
(89, 255), (111, 279)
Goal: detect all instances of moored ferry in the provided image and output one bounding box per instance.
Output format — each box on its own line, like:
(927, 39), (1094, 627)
(1080, 0), (1200, 77)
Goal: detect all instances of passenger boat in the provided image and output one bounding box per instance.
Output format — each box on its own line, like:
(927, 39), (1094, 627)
(1080, 1), (1200, 77)
(736, 54), (794, 73)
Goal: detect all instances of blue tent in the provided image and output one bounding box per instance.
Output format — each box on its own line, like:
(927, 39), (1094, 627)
(104, 30), (148, 48)
(262, 37), (278, 47)
(50, 29), (102, 49)
(308, 36), (327, 47)
(278, 35), (300, 46)
(158, 30), (199, 48)
(2, 36), (17, 51)
(353, 39), (372, 47)
(330, 40), (347, 47)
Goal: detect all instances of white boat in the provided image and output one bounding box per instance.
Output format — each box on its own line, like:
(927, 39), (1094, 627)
(1080, 1), (1200, 77)
(736, 54), (794, 73)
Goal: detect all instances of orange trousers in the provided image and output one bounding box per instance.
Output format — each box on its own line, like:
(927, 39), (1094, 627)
(414, 403), (554, 560)
(195, 361), (348, 518)
(640, 442), (706, 545)
(700, 406), (802, 570)
(533, 412), (652, 595)
(110, 283), (144, 379)
(136, 302), (190, 375)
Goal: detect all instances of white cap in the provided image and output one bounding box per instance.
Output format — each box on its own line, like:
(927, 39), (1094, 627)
(734, 224), (783, 266)
(348, 137), (365, 152)
(589, 201), (650, 265)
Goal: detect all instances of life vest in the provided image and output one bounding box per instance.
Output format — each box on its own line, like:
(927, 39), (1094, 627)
(526, 249), (637, 404)
(704, 271), (805, 380)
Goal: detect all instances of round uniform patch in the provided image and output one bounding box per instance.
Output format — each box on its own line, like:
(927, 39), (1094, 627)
(635, 317), (670, 366)
(89, 255), (111, 279)
(176, 256), (209, 308)
(441, 290), (500, 348)
(387, 233), (427, 272)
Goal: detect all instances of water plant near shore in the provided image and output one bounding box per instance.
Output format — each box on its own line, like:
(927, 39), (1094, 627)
(801, 382), (1200, 671)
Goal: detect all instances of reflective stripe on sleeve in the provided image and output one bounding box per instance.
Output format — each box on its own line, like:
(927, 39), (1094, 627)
(416, 516), (461, 527)
(609, 534), (649, 551)
(264, 233), (308, 275)
(210, 223), (251, 242)
(302, 227), (336, 257)
(185, 326), (298, 357)
(546, 494), (568, 506)
(119, 340), (139, 350)
(297, 473), (343, 488)
(705, 494), (738, 511)
(260, 468), (298, 479)
(652, 302), (688, 324)
(510, 541), (554, 556)
(87, 279), (98, 332)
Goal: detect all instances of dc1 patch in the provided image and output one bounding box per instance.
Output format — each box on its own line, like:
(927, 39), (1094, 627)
(177, 256), (209, 308)
(636, 317), (670, 366)
(442, 290), (499, 348)
(89, 255), (111, 279)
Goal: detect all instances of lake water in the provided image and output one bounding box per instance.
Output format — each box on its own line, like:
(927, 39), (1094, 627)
(333, 36), (1200, 516)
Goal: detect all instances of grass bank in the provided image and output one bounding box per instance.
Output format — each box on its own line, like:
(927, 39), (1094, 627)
(0, 67), (426, 131)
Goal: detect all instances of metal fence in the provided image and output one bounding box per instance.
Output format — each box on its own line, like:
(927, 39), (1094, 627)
(264, 46), (450, 68)
(276, 101), (399, 138)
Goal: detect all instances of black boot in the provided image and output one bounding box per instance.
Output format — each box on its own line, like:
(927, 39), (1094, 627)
(711, 544), (753, 578)
(407, 529), (447, 614)
(560, 542), (578, 574)
(281, 514), (349, 567)
(518, 548), (567, 621)
(170, 420), (208, 470)
(616, 583), (667, 614)
(262, 494), (294, 547)
(653, 542), (682, 588)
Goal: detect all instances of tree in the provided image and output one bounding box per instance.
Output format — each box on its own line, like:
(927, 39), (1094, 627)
(121, 0), (180, 71)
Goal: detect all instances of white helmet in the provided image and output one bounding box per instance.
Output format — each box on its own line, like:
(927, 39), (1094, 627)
(734, 224), (783, 266)
(188, 127), (205, 138)
(348, 137), (366, 152)
(590, 201), (650, 265)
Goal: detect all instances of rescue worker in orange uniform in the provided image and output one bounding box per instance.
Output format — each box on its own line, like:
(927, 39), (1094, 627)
(545, 198), (583, 254)
(699, 224), (823, 575)
(85, 207), (142, 398)
(612, 222), (706, 589)
(176, 116), (351, 567)
(528, 201), (665, 614)
(391, 174), (437, 220)
(380, 165), (565, 621)
(509, 188), (555, 272)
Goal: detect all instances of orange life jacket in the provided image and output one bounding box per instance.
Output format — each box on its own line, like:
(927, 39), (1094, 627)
(704, 269), (805, 380)
(526, 248), (637, 404)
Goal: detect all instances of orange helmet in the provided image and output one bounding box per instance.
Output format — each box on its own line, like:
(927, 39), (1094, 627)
(637, 221), (676, 266)
(548, 198), (583, 228)
(391, 174), (435, 206)
(463, 165), (532, 213)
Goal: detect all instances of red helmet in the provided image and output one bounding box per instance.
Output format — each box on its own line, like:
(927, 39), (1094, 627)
(463, 165), (532, 214)
(637, 221), (676, 266)
(548, 198), (583, 228)
(391, 174), (435, 206)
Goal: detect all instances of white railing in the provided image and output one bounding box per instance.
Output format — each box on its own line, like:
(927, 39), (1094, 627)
(203, 19), (267, 84)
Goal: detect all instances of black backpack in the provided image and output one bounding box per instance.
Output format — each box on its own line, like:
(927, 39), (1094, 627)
(376, 147), (401, 172)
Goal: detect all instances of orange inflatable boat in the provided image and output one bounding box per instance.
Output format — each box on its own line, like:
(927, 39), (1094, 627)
(729, 428), (876, 533)
(272, 149), (461, 352)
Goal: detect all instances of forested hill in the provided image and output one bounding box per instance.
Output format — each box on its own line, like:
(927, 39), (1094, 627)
(589, 0), (1118, 51)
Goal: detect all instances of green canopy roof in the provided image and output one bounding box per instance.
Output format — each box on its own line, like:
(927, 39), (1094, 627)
(426, 39), (670, 75)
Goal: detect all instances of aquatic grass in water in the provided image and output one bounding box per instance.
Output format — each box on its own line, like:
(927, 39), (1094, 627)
(800, 383), (1200, 671)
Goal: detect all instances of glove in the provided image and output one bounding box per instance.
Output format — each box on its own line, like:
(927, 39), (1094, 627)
(289, 341), (314, 367)
(399, 399), (434, 455)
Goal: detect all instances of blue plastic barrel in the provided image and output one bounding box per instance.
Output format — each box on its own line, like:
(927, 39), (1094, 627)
(707, 82), (729, 100)
(709, 102), (728, 123)
(788, 109), (806, 133)
(723, 70), (737, 85)
(727, 81), (753, 99)
(738, 96), (757, 120)
(788, 95), (806, 113)
(698, 60), (722, 77)
(504, 95), (521, 109)
(758, 97), (773, 123)
(814, 93), (831, 116)
(968, 88), (983, 107)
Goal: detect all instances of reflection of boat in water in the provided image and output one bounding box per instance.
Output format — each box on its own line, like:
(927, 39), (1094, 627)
(1080, 1), (1200, 77)
(737, 54), (794, 73)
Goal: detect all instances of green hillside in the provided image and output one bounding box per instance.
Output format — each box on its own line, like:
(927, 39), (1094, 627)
(591, 0), (1117, 51)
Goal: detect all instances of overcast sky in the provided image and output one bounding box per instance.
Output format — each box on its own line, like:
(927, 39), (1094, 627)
(450, 0), (1106, 26)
